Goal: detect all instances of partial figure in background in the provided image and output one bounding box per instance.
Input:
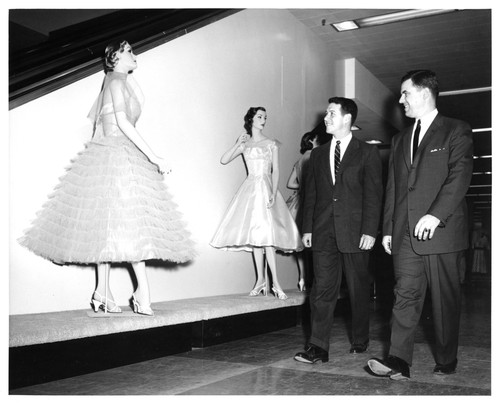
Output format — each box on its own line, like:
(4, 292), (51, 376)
(210, 107), (304, 300)
(286, 131), (320, 291)
(471, 230), (490, 276)
(19, 40), (196, 316)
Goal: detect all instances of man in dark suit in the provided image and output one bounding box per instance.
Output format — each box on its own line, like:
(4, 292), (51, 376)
(368, 70), (473, 380)
(294, 97), (383, 363)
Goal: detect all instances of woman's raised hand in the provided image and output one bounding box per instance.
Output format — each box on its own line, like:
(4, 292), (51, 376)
(237, 132), (250, 145)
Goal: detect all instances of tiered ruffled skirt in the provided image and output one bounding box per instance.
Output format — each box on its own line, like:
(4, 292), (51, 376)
(19, 136), (195, 264)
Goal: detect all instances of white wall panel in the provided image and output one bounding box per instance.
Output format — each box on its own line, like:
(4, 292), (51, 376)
(9, 9), (338, 314)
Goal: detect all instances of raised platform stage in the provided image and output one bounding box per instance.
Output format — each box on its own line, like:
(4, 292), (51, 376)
(9, 290), (308, 390)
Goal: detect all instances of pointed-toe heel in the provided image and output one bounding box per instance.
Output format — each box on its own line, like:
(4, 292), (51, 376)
(272, 286), (288, 300)
(132, 293), (154, 316)
(91, 291), (122, 313)
(249, 282), (267, 296)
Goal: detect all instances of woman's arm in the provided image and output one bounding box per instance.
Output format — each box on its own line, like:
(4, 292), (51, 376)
(220, 132), (249, 164)
(268, 142), (280, 208)
(287, 165), (299, 189)
(110, 80), (168, 173)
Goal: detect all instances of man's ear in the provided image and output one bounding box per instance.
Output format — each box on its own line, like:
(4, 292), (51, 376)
(423, 87), (432, 101)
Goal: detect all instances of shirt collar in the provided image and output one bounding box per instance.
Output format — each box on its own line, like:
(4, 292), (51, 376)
(333, 132), (353, 146)
(417, 108), (438, 128)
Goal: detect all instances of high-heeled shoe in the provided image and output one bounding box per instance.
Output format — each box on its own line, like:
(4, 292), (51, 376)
(132, 293), (154, 316)
(272, 286), (288, 300)
(91, 291), (122, 313)
(249, 282), (267, 296)
(298, 278), (306, 292)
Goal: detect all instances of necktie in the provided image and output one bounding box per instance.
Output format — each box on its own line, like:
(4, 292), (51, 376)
(412, 119), (421, 162)
(334, 140), (341, 176)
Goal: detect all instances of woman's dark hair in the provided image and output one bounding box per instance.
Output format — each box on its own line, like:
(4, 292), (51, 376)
(104, 40), (130, 73)
(300, 132), (317, 154)
(401, 69), (439, 100)
(243, 107), (266, 136)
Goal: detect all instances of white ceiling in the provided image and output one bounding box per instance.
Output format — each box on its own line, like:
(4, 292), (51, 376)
(288, 8), (492, 222)
(289, 8), (491, 141)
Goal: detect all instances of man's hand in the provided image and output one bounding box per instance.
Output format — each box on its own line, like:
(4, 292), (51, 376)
(382, 235), (392, 255)
(414, 214), (440, 241)
(359, 234), (375, 250)
(302, 233), (312, 248)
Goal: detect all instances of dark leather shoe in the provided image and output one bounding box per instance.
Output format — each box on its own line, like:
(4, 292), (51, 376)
(433, 359), (457, 374)
(367, 355), (410, 380)
(294, 343), (329, 364)
(350, 340), (369, 354)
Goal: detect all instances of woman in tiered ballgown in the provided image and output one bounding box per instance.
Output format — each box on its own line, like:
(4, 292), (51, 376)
(19, 40), (195, 316)
(210, 107), (303, 300)
(286, 131), (319, 291)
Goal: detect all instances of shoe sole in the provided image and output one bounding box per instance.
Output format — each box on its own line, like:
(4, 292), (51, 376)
(390, 372), (410, 381)
(367, 359), (409, 380)
(367, 359), (392, 376)
(294, 356), (328, 364)
(434, 370), (456, 375)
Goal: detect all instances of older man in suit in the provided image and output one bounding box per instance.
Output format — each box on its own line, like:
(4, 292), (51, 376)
(368, 70), (473, 380)
(294, 97), (383, 363)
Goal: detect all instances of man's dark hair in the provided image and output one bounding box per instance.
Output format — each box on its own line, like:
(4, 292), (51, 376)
(328, 97), (358, 126)
(401, 70), (439, 100)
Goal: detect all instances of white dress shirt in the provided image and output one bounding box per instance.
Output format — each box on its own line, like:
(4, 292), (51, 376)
(330, 133), (352, 185)
(411, 108), (438, 162)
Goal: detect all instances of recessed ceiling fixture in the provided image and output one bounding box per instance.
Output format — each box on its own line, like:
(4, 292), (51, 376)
(331, 9), (460, 32)
(332, 20), (359, 31)
(351, 125), (361, 131)
(365, 139), (383, 144)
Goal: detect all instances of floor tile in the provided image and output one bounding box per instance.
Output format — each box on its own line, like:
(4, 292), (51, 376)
(180, 366), (490, 395)
(10, 356), (259, 395)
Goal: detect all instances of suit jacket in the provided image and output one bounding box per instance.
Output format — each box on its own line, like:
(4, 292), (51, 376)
(302, 136), (383, 253)
(383, 113), (473, 255)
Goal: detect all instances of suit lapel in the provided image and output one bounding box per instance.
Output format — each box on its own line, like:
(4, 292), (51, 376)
(402, 127), (412, 170)
(337, 136), (359, 176)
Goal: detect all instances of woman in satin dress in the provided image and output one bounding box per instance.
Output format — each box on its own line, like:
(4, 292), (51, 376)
(286, 131), (319, 291)
(19, 40), (195, 316)
(210, 107), (303, 300)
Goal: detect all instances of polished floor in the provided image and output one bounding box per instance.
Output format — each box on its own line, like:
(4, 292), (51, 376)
(11, 276), (491, 396)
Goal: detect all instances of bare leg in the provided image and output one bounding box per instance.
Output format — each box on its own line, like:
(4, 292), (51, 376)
(131, 261), (153, 315)
(249, 248), (267, 295)
(93, 263), (121, 312)
(131, 261), (151, 305)
(252, 248), (266, 285)
(265, 247), (287, 299)
(264, 247), (280, 288)
(95, 263), (114, 299)
(297, 253), (306, 291)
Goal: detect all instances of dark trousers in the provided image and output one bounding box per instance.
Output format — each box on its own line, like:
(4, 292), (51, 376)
(309, 229), (371, 352)
(389, 233), (462, 366)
